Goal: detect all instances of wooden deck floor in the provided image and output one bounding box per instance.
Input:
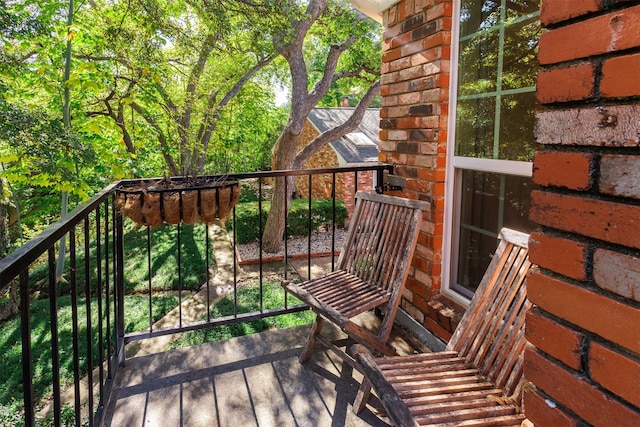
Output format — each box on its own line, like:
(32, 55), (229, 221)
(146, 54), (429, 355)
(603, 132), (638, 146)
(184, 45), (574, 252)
(103, 313), (427, 427)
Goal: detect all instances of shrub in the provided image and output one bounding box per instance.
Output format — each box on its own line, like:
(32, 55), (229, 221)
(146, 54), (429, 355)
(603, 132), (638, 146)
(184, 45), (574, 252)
(229, 198), (348, 244)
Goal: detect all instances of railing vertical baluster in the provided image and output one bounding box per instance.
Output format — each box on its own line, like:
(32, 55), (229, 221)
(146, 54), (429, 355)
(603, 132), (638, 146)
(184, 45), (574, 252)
(331, 173), (336, 271)
(232, 207), (238, 318)
(115, 211), (125, 366)
(70, 229), (81, 426)
(177, 223), (182, 327)
(258, 178), (263, 314)
(206, 223), (211, 322)
(307, 174), (312, 281)
(48, 247), (62, 426)
(376, 168), (385, 193)
(84, 219), (94, 427)
(147, 227), (152, 332)
(95, 206), (105, 416)
(106, 198), (113, 377)
(283, 176), (289, 307)
(354, 170), (359, 194)
(20, 269), (34, 427)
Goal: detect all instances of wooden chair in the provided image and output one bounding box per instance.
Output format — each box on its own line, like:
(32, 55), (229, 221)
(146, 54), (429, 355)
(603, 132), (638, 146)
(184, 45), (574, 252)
(282, 191), (427, 365)
(352, 228), (532, 427)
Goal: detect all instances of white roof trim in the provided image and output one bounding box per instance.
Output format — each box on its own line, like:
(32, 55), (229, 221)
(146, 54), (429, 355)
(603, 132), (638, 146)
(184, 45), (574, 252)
(350, 0), (401, 23)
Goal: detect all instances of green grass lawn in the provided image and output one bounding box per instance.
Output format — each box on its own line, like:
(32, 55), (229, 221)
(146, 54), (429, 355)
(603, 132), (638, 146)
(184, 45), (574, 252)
(122, 222), (215, 293)
(170, 281), (315, 349)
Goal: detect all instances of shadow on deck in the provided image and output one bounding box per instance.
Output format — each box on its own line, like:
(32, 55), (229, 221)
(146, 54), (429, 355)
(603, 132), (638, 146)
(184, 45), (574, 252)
(103, 314), (425, 427)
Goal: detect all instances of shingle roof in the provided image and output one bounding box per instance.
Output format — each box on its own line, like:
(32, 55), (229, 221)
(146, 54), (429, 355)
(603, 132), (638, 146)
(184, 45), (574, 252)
(307, 108), (380, 164)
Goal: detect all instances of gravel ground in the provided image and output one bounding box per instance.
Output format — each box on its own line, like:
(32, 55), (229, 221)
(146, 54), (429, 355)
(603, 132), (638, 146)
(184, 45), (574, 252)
(235, 228), (348, 261)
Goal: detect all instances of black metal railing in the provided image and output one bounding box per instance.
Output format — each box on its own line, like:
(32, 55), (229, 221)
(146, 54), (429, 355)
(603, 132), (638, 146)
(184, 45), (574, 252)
(0, 164), (393, 427)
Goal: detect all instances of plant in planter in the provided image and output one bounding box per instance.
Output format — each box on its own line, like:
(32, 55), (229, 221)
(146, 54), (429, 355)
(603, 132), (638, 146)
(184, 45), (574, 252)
(115, 176), (240, 226)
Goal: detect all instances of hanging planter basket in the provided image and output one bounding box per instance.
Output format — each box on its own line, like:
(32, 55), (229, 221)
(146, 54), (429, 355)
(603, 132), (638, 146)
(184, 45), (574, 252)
(115, 177), (240, 226)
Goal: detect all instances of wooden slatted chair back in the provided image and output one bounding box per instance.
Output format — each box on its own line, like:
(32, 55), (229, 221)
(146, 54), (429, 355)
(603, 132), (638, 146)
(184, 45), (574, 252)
(337, 191), (425, 298)
(283, 191), (428, 363)
(447, 228), (532, 399)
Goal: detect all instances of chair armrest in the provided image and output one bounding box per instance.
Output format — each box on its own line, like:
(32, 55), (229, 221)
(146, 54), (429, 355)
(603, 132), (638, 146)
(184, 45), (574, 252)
(351, 345), (419, 427)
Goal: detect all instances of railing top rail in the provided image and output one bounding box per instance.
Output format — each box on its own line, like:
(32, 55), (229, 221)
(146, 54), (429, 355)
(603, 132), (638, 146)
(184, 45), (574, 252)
(0, 182), (118, 286)
(116, 163), (393, 186)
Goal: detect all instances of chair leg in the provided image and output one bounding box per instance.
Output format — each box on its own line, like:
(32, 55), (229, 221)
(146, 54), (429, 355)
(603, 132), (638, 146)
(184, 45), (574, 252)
(353, 379), (372, 414)
(299, 315), (324, 363)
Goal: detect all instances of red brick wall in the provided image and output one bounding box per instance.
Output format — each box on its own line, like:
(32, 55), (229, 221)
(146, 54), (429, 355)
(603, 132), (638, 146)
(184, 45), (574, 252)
(342, 171), (375, 223)
(526, 1), (640, 424)
(379, 0), (452, 327)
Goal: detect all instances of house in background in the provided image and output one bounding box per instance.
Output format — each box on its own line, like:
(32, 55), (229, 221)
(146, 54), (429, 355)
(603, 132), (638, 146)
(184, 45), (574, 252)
(295, 107), (380, 220)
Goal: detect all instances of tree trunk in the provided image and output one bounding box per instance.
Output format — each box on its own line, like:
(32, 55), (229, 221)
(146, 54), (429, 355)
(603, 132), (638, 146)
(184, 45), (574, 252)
(55, 0), (74, 281)
(260, 0), (380, 253)
(262, 129), (300, 253)
(261, 175), (295, 253)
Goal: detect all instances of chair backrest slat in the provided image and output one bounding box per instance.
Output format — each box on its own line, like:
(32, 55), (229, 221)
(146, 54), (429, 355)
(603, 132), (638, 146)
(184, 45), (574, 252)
(446, 228), (531, 401)
(372, 205), (409, 292)
(466, 244), (528, 366)
(337, 192), (427, 298)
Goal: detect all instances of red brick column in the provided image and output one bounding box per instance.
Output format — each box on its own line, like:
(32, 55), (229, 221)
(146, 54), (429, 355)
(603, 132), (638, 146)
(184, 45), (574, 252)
(379, 0), (452, 327)
(526, 1), (640, 424)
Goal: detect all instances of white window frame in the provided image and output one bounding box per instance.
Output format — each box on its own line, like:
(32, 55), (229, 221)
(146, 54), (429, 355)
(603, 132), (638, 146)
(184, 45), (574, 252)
(442, 0), (537, 306)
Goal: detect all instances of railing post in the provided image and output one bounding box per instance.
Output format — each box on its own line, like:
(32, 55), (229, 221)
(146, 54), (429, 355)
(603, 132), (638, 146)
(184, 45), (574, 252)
(376, 168), (385, 193)
(115, 211), (126, 366)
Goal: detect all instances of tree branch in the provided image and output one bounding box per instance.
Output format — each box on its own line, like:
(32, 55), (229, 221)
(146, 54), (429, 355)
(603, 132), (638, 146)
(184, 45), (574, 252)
(294, 79), (380, 167)
(195, 53), (278, 172)
(130, 102), (180, 175)
(308, 33), (356, 104)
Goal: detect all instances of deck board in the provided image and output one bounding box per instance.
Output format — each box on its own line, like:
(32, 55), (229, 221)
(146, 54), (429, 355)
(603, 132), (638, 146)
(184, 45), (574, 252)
(103, 313), (423, 427)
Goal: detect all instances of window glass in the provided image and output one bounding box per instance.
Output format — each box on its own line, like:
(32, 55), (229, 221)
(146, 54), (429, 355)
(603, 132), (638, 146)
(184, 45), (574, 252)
(502, 17), (541, 90)
(456, 170), (535, 293)
(460, 0), (501, 37)
(455, 97), (495, 158)
(506, 0), (540, 17)
(449, 0), (540, 298)
(498, 93), (536, 161)
(457, 34), (498, 96)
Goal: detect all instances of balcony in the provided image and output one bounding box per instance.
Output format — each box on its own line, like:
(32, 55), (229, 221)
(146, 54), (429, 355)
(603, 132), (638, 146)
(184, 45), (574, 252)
(0, 165), (433, 427)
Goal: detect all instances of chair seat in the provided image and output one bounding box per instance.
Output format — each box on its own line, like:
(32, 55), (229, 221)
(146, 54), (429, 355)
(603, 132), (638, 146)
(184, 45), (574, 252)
(296, 270), (391, 318)
(373, 352), (524, 426)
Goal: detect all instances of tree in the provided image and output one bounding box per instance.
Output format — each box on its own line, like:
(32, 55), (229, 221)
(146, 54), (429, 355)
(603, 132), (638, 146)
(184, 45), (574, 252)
(79, 0), (278, 177)
(261, 0), (381, 252)
(0, 0), (102, 241)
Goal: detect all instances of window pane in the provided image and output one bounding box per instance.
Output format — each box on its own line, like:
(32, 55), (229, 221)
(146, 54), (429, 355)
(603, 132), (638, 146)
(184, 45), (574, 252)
(458, 33), (498, 96)
(456, 170), (535, 293)
(498, 92), (536, 161)
(455, 97), (495, 158)
(451, 1), (540, 297)
(506, 0), (540, 17)
(502, 17), (541, 90)
(503, 174), (535, 231)
(460, 0), (501, 37)
(456, 228), (496, 293)
(460, 168), (500, 233)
